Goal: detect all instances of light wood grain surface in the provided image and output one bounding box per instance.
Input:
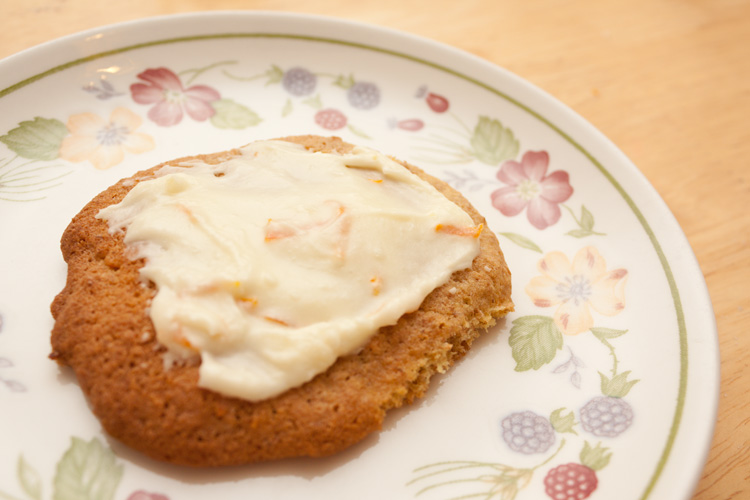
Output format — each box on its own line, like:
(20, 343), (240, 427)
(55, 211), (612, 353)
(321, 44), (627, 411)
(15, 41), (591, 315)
(1, 1), (748, 498)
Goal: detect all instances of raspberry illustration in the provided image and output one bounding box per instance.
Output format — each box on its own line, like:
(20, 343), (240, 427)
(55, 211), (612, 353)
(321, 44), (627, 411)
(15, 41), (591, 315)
(395, 118), (424, 131)
(544, 442), (610, 500)
(426, 92), (449, 113)
(580, 396), (633, 437)
(544, 463), (598, 500)
(500, 411), (555, 454)
(347, 81), (380, 110)
(282, 67), (317, 96)
(314, 109), (347, 130)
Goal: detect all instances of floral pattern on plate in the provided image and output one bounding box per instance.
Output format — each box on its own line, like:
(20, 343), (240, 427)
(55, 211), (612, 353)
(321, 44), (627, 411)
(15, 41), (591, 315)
(0, 16), (716, 500)
(0, 313), (26, 393)
(0, 437), (169, 500)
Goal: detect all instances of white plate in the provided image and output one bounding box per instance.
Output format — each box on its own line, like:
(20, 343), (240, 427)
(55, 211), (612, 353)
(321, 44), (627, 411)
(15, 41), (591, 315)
(0, 12), (718, 500)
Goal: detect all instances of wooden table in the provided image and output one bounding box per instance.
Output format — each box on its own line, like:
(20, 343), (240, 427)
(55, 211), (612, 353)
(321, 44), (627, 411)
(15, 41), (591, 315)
(1, 1), (747, 498)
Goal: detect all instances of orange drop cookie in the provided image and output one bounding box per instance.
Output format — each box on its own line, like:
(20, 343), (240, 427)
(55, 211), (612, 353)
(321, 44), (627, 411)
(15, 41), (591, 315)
(50, 135), (513, 467)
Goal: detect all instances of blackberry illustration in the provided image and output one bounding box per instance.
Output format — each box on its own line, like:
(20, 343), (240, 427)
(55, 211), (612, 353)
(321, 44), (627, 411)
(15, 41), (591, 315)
(314, 109), (347, 130)
(347, 81), (380, 110)
(544, 463), (598, 500)
(500, 411), (555, 454)
(580, 396), (633, 437)
(282, 67), (317, 96)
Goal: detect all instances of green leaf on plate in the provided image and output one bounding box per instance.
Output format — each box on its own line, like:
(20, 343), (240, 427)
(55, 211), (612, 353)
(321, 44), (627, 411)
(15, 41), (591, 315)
(210, 99), (262, 129)
(302, 94), (322, 110)
(509, 315), (563, 371)
(550, 408), (578, 435)
(498, 232), (542, 253)
(590, 327), (628, 341)
(566, 229), (593, 238)
(0, 490), (23, 500)
(281, 98), (293, 117)
(0, 117), (68, 161)
(264, 65), (283, 85)
(332, 73), (355, 89)
(599, 370), (639, 398)
(18, 456), (42, 500)
(565, 204), (605, 238)
(580, 205), (595, 231)
(469, 116), (519, 166)
(347, 124), (371, 140)
(580, 441), (612, 471)
(53, 437), (123, 500)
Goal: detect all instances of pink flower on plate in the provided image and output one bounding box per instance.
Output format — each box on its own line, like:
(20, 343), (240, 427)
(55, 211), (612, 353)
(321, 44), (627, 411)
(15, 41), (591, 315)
(526, 246), (628, 335)
(59, 107), (155, 169)
(130, 67), (220, 126)
(490, 151), (573, 229)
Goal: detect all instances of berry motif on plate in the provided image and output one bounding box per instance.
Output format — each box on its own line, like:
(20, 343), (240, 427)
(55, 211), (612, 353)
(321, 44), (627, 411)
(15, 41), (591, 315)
(282, 67), (318, 96)
(544, 442), (611, 500)
(331, 74), (381, 110)
(425, 92), (449, 113)
(347, 81), (380, 110)
(544, 463), (598, 500)
(580, 396), (634, 438)
(223, 65), (380, 137)
(416, 85), (449, 113)
(387, 118), (424, 131)
(410, 245), (636, 498)
(315, 109), (348, 131)
(394, 85), (642, 500)
(501, 411), (556, 454)
(2, 53), (653, 499)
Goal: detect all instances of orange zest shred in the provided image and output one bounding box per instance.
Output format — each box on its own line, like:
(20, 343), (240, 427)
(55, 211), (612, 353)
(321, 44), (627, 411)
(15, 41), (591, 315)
(238, 296), (258, 309)
(175, 203), (199, 224)
(264, 202), (347, 242)
(263, 316), (289, 326)
(435, 223), (484, 238)
(264, 218), (296, 242)
(369, 276), (382, 296)
(173, 330), (197, 351)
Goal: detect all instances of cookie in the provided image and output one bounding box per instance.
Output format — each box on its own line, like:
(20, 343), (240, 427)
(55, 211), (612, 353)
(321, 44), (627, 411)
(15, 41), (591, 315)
(50, 135), (513, 466)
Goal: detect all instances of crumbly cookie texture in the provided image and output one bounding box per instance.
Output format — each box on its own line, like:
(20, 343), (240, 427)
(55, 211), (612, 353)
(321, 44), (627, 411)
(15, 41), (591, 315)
(50, 135), (513, 467)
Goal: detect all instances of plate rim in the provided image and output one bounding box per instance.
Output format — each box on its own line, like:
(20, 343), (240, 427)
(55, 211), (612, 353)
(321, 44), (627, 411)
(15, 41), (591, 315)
(0, 10), (720, 500)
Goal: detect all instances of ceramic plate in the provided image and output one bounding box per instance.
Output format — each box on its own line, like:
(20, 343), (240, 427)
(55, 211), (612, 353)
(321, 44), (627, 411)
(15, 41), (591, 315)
(0, 12), (718, 500)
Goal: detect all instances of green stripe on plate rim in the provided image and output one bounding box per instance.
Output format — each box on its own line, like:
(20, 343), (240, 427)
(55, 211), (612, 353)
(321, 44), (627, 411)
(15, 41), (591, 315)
(0, 32), (689, 500)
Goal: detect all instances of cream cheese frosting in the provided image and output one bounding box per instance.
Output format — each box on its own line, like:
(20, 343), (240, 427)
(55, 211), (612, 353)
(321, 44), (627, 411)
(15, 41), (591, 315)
(97, 140), (481, 401)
